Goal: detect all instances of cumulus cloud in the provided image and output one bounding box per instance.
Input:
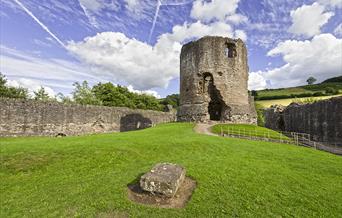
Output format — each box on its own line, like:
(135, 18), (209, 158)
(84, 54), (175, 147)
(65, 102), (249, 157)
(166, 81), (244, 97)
(251, 34), (342, 88)
(67, 19), (244, 90)
(67, 32), (181, 90)
(190, 0), (245, 23)
(248, 72), (267, 90)
(127, 85), (160, 98)
(7, 78), (56, 97)
(289, 3), (334, 38)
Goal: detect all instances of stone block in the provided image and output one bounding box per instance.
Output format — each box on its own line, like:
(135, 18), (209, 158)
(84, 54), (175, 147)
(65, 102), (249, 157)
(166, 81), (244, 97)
(140, 163), (186, 197)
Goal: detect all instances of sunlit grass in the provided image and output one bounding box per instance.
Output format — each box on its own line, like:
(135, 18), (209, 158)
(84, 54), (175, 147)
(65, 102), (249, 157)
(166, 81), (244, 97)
(1, 123), (342, 217)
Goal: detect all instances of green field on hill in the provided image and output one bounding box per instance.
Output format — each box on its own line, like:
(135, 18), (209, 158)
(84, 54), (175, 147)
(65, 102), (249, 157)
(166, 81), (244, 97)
(256, 94), (342, 108)
(1, 123), (342, 217)
(255, 82), (342, 100)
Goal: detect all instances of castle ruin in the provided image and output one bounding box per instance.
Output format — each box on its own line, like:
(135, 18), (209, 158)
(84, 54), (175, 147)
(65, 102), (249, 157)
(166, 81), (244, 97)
(177, 36), (257, 124)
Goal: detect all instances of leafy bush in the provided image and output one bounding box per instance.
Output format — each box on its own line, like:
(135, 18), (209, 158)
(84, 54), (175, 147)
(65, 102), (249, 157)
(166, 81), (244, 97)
(255, 103), (265, 127)
(0, 73), (29, 99)
(292, 97), (318, 104)
(313, 92), (324, 96)
(325, 87), (339, 95)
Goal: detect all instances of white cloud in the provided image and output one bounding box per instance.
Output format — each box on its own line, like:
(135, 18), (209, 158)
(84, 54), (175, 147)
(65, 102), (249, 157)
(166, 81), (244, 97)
(67, 19), (244, 90)
(190, 0), (242, 23)
(127, 85), (161, 98)
(0, 46), (101, 92)
(124, 0), (139, 11)
(225, 14), (248, 24)
(67, 32), (181, 90)
(334, 23), (342, 36)
(248, 72), (267, 90)
(289, 3), (334, 38)
(159, 21), (247, 43)
(252, 34), (342, 88)
(79, 0), (104, 12)
(318, 0), (342, 8)
(7, 78), (56, 97)
(234, 29), (247, 41)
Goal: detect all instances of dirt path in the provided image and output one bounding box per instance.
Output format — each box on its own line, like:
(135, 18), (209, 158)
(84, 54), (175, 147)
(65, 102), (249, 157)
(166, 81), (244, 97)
(193, 123), (218, 136)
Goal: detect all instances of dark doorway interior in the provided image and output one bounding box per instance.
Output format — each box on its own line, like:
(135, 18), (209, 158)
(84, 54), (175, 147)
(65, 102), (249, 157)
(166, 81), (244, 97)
(203, 73), (224, 121)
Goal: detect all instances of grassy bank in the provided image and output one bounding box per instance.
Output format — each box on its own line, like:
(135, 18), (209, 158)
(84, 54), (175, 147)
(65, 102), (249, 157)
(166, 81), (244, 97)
(1, 123), (342, 217)
(211, 124), (291, 141)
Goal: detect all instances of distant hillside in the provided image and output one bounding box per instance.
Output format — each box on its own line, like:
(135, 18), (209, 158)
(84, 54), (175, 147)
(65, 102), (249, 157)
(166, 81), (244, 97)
(322, 76), (342, 83)
(254, 82), (342, 100)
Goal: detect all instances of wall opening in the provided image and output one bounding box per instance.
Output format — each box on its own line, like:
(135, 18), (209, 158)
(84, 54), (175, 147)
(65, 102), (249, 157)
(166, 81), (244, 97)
(224, 43), (236, 58)
(203, 73), (224, 121)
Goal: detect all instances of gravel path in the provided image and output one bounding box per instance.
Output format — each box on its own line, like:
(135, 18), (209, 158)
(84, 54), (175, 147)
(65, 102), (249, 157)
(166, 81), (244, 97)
(193, 123), (218, 136)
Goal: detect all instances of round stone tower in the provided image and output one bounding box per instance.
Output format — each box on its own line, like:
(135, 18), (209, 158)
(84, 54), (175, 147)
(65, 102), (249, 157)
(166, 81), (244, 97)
(177, 36), (257, 124)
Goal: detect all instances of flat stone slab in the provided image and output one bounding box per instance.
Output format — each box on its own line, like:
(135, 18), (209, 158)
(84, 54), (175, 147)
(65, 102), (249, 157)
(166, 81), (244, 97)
(128, 176), (196, 208)
(140, 163), (186, 197)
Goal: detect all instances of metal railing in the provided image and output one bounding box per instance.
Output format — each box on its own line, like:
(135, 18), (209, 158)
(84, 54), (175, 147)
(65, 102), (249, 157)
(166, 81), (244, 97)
(219, 127), (342, 155)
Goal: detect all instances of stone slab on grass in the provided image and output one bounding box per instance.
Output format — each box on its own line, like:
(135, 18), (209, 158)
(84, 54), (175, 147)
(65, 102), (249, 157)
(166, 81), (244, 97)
(140, 163), (186, 197)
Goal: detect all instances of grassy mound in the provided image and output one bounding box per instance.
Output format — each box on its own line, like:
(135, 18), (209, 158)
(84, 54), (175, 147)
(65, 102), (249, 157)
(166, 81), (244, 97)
(1, 123), (342, 217)
(211, 124), (291, 142)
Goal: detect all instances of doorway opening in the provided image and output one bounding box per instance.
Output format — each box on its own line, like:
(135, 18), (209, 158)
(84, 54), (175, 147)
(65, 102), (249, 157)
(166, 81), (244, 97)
(203, 73), (224, 121)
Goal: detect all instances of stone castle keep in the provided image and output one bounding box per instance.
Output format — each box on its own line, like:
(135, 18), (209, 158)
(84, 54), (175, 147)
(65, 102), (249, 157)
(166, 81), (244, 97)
(0, 36), (257, 137)
(177, 36), (257, 124)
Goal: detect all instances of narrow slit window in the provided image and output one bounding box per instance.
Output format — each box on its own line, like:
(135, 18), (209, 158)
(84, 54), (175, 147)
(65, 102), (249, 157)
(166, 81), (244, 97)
(225, 43), (236, 58)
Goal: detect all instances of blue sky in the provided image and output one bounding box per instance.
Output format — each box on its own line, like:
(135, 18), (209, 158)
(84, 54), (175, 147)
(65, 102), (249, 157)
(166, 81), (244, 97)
(1, 0), (341, 98)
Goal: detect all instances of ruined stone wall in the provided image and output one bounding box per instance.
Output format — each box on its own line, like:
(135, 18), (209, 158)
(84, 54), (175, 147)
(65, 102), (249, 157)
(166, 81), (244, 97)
(177, 36), (256, 124)
(264, 97), (342, 145)
(0, 98), (176, 137)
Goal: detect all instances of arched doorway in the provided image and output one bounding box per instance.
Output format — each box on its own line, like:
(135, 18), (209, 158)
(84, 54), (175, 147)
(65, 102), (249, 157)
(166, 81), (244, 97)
(203, 73), (224, 121)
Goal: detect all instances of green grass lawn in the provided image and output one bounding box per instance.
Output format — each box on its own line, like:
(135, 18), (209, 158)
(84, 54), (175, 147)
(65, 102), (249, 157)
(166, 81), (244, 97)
(1, 123), (342, 217)
(211, 124), (291, 142)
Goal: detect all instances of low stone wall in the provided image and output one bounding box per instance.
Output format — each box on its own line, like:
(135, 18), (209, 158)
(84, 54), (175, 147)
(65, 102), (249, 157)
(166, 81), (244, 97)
(264, 97), (342, 145)
(0, 98), (176, 137)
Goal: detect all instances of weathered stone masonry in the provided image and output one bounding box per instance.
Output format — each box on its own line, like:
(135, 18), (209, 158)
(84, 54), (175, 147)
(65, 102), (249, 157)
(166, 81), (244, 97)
(177, 36), (256, 124)
(264, 97), (342, 146)
(0, 98), (176, 137)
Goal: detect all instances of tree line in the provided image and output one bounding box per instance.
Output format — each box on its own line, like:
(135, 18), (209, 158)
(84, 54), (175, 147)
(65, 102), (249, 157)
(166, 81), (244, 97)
(0, 73), (180, 111)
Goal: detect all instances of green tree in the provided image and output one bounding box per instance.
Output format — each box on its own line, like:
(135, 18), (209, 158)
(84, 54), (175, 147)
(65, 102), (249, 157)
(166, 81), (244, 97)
(34, 86), (50, 101)
(72, 81), (101, 105)
(92, 82), (134, 107)
(325, 87), (338, 95)
(0, 73), (29, 99)
(306, 76), (317, 85)
(160, 94), (179, 108)
(56, 93), (73, 104)
(251, 90), (258, 97)
(92, 82), (163, 111)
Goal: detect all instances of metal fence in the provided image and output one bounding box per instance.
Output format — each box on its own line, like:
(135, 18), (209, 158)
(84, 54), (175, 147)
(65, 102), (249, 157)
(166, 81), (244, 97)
(219, 127), (342, 155)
